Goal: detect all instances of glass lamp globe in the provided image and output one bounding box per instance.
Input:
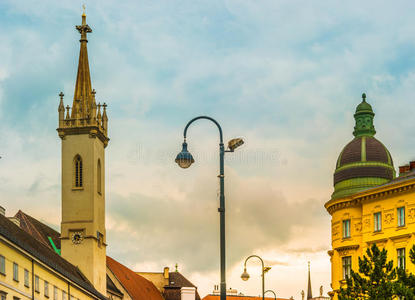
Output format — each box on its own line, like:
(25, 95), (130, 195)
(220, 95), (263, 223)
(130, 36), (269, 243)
(241, 269), (250, 281)
(175, 142), (195, 169)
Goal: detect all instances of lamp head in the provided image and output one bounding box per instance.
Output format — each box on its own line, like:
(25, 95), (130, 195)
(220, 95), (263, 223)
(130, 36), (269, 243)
(264, 266), (272, 273)
(228, 138), (244, 151)
(175, 142), (194, 169)
(240, 268), (250, 281)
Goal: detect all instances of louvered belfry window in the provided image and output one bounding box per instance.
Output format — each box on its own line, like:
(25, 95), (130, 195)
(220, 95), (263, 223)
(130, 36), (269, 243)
(75, 155), (83, 187)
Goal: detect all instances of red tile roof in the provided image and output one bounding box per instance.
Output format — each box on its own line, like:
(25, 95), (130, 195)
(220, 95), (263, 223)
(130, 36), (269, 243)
(107, 256), (164, 300)
(202, 296), (290, 300)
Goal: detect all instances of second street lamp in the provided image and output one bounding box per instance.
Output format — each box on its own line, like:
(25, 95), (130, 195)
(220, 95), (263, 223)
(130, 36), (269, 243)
(175, 116), (244, 300)
(241, 255), (271, 300)
(265, 290), (277, 300)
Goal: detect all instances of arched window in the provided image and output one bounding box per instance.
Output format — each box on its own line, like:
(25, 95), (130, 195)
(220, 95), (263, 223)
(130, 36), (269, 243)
(97, 159), (101, 194)
(74, 155), (83, 187)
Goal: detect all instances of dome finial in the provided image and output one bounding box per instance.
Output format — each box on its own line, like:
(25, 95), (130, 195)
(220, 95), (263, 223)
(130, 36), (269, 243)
(362, 93), (366, 102)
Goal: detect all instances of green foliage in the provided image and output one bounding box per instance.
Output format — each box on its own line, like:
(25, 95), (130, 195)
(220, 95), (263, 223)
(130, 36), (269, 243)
(393, 245), (415, 298)
(338, 244), (396, 300)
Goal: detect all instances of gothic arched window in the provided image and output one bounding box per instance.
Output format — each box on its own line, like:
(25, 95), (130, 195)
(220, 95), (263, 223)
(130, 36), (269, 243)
(97, 159), (101, 194)
(74, 155), (83, 187)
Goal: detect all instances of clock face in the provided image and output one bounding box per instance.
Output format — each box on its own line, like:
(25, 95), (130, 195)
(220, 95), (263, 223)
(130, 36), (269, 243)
(71, 231), (84, 244)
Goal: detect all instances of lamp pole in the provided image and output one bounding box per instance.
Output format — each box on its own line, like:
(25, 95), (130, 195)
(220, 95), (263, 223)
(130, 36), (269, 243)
(241, 255), (271, 300)
(175, 116), (244, 300)
(265, 290), (277, 300)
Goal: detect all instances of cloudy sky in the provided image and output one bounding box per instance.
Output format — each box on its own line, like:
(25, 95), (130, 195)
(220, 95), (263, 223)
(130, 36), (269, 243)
(2, 0), (415, 298)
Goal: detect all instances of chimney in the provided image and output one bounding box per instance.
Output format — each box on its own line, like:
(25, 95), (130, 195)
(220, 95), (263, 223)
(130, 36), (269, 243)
(163, 267), (169, 280)
(0, 206), (5, 216)
(399, 165), (411, 176)
(180, 287), (196, 300)
(213, 285), (220, 295)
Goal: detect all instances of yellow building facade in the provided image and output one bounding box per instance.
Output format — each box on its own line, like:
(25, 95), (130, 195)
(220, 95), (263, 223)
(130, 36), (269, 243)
(325, 94), (415, 299)
(0, 211), (107, 300)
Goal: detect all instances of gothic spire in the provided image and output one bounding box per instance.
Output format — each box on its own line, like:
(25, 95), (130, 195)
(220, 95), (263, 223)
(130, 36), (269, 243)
(72, 9), (94, 118)
(307, 262), (312, 299)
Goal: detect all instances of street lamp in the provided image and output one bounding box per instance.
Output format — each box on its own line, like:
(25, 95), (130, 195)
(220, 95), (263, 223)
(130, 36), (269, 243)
(175, 116), (244, 300)
(265, 290), (277, 300)
(241, 255), (271, 300)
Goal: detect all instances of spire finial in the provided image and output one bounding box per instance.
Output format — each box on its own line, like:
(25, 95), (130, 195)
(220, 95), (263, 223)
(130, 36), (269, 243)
(82, 4), (86, 17)
(175, 263), (178, 272)
(59, 92), (64, 100)
(362, 93), (366, 102)
(76, 8), (92, 42)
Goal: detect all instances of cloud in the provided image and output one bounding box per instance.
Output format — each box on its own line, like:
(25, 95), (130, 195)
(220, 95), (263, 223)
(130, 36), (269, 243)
(2, 0), (415, 298)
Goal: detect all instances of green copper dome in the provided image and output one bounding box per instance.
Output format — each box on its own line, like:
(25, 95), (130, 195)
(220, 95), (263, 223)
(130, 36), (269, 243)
(331, 94), (395, 200)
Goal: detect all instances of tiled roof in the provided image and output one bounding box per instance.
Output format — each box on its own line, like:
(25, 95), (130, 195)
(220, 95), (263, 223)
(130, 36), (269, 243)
(167, 272), (197, 288)
(106, 256), (164, 300)
(202, 296), (290, 300)
(164, 272), (201, 300)
(15, 210), (61, 249)
(0, 214), (107, 300)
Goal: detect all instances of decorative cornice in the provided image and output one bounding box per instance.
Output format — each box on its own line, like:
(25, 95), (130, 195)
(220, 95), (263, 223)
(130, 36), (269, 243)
(57, 125), (109, 147)
(334, 245), (359, 252)
(390, 233), (412, 241)
(366, 238), (388, 245)
(325, 179), (415, 215)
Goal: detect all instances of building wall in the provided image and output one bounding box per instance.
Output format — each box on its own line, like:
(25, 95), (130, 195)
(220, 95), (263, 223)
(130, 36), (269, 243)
(61, 133), (107, 295)
(135, 273), (167, 292)
(0, 235), (99, 300)
(327, 179), (415, 299)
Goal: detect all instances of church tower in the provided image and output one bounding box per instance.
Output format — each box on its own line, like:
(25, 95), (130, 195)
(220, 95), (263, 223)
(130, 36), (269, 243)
(57, 11), (109, 295)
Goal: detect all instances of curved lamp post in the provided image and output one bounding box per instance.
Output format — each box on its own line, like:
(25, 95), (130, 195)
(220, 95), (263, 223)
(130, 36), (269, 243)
(175, 116), (244, 300)
(241, 255), (271, 300)
(265, 290), (277, 300)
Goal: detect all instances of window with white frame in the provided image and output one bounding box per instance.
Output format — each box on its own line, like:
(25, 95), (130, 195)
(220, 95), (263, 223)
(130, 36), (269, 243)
(13, 263), (18, 282)
(45, 281), (49, 298)
(0, 256), (5, 275)
(342, 256), (352, 279)
(398, 248), (406, 269)
(54, 286), (58, 300)
(35, 275), (40, 292)
(62, 291), (67, 300)
(24, 269), (29, 287)
(398, 207), (405, 227)
(374, 212), (382, 231)
(342, 219), (351, 238)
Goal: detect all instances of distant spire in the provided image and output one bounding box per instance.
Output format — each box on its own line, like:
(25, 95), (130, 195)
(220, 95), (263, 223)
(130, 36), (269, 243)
(72, 9), (93, 118)
(307, 262), (312, 299)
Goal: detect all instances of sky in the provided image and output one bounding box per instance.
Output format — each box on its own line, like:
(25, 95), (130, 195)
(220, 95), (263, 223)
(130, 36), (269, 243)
(1, 0), (415, 299)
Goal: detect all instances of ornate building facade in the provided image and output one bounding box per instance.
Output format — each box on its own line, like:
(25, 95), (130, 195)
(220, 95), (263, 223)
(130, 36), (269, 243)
(325, 94), (415, 299)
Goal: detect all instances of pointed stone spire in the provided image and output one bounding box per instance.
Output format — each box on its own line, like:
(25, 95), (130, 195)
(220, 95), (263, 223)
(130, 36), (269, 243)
(57, 10), (109, 147)
(72, 9), (93, 119)
(307, 262), (312, 299)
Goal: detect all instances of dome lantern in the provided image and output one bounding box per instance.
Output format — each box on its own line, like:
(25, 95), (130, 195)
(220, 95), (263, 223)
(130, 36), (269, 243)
(353, 93), (376, 137)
